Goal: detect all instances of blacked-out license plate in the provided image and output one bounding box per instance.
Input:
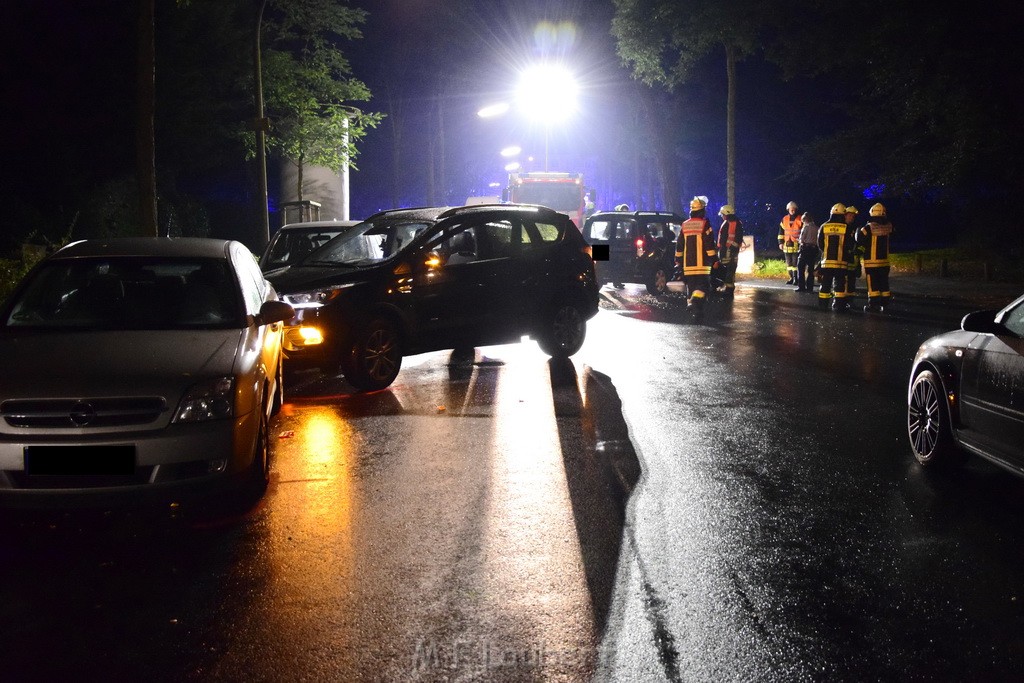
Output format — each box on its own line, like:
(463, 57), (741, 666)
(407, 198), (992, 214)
(24, 445), (136, 476)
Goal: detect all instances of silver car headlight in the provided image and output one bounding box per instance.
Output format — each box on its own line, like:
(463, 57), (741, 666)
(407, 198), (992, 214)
(173, 377), (235, 423)
(281, 282), (358, 309)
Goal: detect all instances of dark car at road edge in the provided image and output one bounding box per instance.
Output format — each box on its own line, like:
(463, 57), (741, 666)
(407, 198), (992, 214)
(908, 291), (1024, 476)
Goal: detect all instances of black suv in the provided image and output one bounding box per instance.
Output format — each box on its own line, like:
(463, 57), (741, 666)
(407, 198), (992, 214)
(582, 210), (683, 295)
(265, 204), (600, 391)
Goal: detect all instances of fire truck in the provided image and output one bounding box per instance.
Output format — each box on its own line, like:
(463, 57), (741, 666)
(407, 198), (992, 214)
(503, 172), (594, 228)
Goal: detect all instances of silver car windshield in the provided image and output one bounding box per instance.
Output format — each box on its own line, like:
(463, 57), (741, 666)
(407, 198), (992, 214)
(3, 258), (243, 330)
(302, 219), (435, 267)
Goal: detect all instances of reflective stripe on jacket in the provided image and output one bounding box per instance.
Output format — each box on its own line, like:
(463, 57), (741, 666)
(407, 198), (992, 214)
(676, 217), (717, 275)
(778, 215), (802, 253)
(818, 220), (854, 269)
(858, 220), (894, 268)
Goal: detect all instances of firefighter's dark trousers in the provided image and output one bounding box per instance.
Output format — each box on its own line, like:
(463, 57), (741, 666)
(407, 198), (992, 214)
(796, 245), (819, 290)
(818, 267), (849, 305)
(864, 266), (892, 307)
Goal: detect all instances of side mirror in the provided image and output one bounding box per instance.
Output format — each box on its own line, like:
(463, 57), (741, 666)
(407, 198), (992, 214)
(255, 300), (295, 326)
(424, 250), (445, 269)
(961, 309), (1003, 334)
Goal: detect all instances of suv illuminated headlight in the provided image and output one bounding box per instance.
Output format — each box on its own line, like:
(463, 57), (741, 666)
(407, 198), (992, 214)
(173, 377), (235, 423)
(282, 282), (357, 309)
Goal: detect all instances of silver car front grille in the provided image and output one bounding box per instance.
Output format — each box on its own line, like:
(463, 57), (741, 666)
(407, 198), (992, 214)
(0, 397), (168, 428)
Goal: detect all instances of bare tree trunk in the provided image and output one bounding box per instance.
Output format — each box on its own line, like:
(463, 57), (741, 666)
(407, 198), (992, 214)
(725, 43), (737, 208)
(295, 155), (304, 202)
(643, 91), (682, 214)
(253, 0), (270, 248)
(136, 0), (158, 236)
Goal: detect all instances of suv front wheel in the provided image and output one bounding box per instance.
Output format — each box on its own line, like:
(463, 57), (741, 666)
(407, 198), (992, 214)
(345, 317), (404, 391)
(537, 303), (587, 358)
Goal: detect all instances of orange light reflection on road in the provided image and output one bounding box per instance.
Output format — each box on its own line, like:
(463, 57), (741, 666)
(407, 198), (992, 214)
(264, 405), (356, 614)
(288, 406), (354, 525)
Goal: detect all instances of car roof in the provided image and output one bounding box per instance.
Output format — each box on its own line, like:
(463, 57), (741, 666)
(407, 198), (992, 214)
(363, 203), (567, 224)
(277, 220), (360, 231)
(586, 211), (684, 221)
(52, 237), (235, 260)
(436, 203), (567, 221)
(365, 206), (455, 222)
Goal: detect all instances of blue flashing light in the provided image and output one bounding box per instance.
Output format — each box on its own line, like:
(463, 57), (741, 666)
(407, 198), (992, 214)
(863, 184), (886, 200)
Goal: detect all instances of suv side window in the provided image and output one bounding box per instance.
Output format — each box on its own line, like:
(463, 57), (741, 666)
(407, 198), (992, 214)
(482, 220), (513, 258)
(426, 219), (516, 263)
(522, 218), (562, 245)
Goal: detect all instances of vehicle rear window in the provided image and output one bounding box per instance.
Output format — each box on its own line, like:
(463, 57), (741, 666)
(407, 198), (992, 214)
(586, 219), (635, 241)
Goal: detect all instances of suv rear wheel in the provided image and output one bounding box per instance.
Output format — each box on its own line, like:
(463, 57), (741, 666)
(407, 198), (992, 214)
(345, 317), (403, 391)
(537, 303), (587, 358)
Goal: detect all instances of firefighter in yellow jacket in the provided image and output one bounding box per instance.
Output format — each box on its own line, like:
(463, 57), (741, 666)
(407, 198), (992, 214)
(778, 201), (802, 285)
(676, 196), (720, 314)
(817, 203), (856, 311)
(857, 203), (895, 312)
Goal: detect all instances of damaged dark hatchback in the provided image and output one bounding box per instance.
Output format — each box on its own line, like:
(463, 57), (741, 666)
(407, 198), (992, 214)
(265, 204), (600, 391)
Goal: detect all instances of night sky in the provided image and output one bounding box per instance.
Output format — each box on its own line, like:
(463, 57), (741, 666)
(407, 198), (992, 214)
(0, 0), (972, 250)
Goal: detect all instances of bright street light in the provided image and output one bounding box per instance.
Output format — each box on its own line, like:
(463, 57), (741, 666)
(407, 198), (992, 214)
(515, 63), (578, 170)
(500, 145), (522, 157)
(515, 64), (578, 123)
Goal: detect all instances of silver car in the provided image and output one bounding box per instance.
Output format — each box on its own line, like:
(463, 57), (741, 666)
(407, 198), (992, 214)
(0, 238), (294, 508)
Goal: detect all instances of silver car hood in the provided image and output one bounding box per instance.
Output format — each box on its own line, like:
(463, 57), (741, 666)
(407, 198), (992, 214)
(0, 329), (243, 400)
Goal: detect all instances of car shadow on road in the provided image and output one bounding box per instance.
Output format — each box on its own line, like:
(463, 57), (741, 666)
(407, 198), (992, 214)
(549, 359), (642, 639)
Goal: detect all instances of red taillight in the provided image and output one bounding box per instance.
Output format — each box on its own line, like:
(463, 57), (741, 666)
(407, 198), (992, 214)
(635, 238), (644, 248)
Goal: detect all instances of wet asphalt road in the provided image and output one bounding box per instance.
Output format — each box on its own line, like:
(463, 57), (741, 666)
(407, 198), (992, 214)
(2, 279), (1024, 681)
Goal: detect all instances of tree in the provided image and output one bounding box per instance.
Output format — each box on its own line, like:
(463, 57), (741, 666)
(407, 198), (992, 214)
(260, 0), (382, 202)
(769, 0), (1024, 234)
(136, 0), (158, 237)
(612, 0), (766, 208)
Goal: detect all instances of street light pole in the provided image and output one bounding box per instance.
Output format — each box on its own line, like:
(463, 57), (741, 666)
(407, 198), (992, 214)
(544, 125), (550, 172)
(253, 0), (270, 249)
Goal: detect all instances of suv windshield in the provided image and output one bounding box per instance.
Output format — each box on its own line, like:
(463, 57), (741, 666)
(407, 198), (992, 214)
(303, 218), (436, 267)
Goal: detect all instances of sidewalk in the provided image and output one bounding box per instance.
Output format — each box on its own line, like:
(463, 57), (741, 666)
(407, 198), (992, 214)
(736, 272), (1022, 310)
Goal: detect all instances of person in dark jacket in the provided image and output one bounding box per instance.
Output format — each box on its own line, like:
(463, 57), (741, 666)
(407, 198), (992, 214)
(795, 212), (819, 292)
(716, 204), (745, 300)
